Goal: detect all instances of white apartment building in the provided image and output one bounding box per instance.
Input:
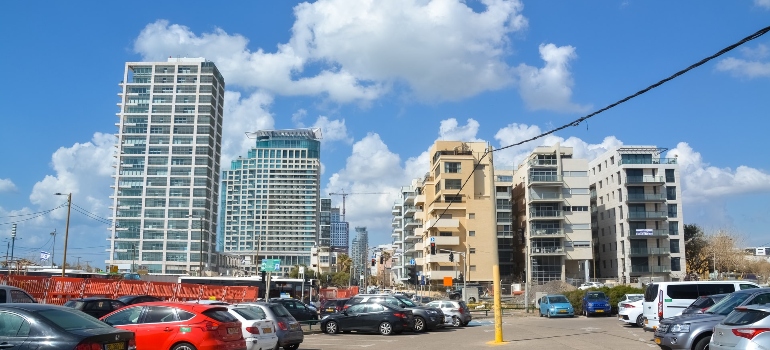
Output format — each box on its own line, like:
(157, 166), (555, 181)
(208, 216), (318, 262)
(512, 144), (593, 284)
(108, 57), (225, 275)
(390, 180), (422, 284)
(220, 129), (322, 276)
(589, 146), (686, 283)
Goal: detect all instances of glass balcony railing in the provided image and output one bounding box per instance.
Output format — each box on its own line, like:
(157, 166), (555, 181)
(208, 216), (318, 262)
(530, 228), (565, 236)
(626, 176), (665, 183)
(626, 193), (667, 201)
(629, 247), (670, 256)
(531, 246), (565, 254)
(628, 211), (667, 219)
(631, 265), (671, 273)
(629, 229), (669, 238)
(529, 192), (563, 200)
(529, 159), (558, 166)
(529, 175), (562, 183)
(619, 158), (678, 165)
(530, 210), (562, 217)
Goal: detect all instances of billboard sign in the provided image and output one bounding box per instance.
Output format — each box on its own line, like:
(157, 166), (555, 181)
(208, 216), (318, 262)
(757, 247), (767, 256)
(636, 229), (653, 236)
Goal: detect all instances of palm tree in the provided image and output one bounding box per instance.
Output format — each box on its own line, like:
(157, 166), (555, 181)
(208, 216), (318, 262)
(336, 254), (353, 274)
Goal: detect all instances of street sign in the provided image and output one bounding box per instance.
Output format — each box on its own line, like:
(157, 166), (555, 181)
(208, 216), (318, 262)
(261, 259), (281, 272)
(109, 265), (118, 273)
(420, 276), (426, 286)
(443, 276), (453, 287)
(410, 259), (415, 265)
(299, 266), (305, 274)
(430, 237), (435, 243)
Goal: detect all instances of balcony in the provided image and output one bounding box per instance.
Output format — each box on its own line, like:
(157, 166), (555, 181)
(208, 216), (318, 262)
(528, 191), (563, 202)
(631, 265), (671, 274)
(629, 247), (670, 257)
(427, 218), (460, 229)
(626, 193), (667, 202)
(392, 206), (401, 215)
(426, 253), (451, 264)
(627, 211), (667, 220)
(405, 244), (417, 254)
(629, 229), (669, 239)
(531, 246), (566, 255)
(528, 159), (558, 167)
(619, 158), (677, 165)
(425, 270), (461, 280)
(404, 205), (421, 216)
(430, 236), (460, 246)
(528, 175), (563, 186)
(405, 191), (417, 203)
(404, 218), (422, 227)
(625, 176), (665, 184)
(529, 228), (566, 237)
(529, 209), (563, 220)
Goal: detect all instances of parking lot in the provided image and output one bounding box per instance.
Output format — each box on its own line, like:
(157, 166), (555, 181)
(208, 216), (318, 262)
(301, 313), (658, 349)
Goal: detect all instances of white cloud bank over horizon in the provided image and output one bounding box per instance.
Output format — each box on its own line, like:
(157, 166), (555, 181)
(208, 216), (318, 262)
(0, 179), (16, 193)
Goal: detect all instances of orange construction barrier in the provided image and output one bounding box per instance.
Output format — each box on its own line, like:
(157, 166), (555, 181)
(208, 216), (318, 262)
(47, 277), (86, 305)
(175, 283), (202, 301)
(223, 286), (247, 304)
(146, 282), (176, 301)
(82, 279), (119, 299)
(243, 287), (259, 302)
(115, 280), (149, 297)
(200, 285), (227, 301)
(6, 276), (49, 302)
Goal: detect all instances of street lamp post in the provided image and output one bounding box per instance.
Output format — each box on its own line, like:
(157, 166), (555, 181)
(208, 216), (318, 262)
(50, 229), (56, 268)
(10, 224), (17, 275)
(131, 243), (136, 273)
(55, 193), (72, 277)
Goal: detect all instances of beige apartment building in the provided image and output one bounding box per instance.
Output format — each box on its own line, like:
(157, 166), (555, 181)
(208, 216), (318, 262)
(512, 144), (593, 284)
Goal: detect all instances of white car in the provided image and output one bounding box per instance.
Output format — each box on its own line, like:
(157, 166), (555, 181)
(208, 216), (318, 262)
(227, 304), (279, 350)
(578, 282), (604, 290)
(617, 299), (645, 327)
(616, 293), (644, 310)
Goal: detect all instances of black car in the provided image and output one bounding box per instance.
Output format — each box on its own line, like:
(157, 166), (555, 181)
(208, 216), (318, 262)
(116, 294), (163, 305)
(0, 303), (134, 349)
(681, 293), (728, 315)
(63, 297), (127, 319)
(320, 298), (350, 315)
(344, 294), (444, 332)
(270, 298), (319, 321)
(321, 301), (413, 335)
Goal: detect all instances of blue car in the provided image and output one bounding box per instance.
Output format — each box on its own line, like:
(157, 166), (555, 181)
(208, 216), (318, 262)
(539, 294), (575, 318)
(582, 291), (611, 317)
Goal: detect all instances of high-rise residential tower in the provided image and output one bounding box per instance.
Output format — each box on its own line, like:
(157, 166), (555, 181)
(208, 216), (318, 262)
(108, 57), (225, 275)
(220, 129), (322, 276)
(589, 146), (686, 283)
(330, 207), (349, 254)
(350, 227), (369, 285)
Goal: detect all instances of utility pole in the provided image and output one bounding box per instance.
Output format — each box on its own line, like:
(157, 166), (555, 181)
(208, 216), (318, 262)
(55, 192), (72, 277)
(50, 229), (57, 268)
(76, 256), (82, 269)
(10, 224), (16, 275)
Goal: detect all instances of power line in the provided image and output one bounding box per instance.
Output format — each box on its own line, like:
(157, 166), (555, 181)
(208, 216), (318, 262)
(425, 23), (770, 232)
(0, 205), (67, 219)
(0, 204), (67, 226)
(70, 204), (113, 226)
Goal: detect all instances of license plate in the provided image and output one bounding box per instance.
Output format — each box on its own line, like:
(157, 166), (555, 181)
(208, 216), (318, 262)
(595, 310), (604, 313)
(654, 338), (661, 344)
(262, 328), (272, 333)
(106, 343), (125, 350)
(559, 310), (567, 313)
(227, 327), (239, 334)
(291, 323), (300, 330)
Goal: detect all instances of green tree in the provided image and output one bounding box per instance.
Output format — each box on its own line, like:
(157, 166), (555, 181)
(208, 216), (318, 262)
(288, 264), (316, 279)
(685, 224), (710, 276)
(331, 272), (351, 287)
(336, 254), (353, 274)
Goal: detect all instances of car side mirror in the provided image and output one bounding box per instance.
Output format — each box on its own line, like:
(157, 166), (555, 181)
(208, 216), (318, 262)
(342, 311), (348, 316)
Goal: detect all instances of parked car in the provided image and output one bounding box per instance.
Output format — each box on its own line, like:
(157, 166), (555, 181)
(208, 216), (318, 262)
(618, 298), (645, 327)
(653, 287), (770, 350)
(681, 293), (728, 315)
(582, 291), (611, 316)
(710, 303), (770, 350)
(320, 298), (350, 315)
(235, 302), (303, 350)
(270, 298), (319, 321)
(539, 294), (575, 318)
(617, 293), (644, 310)
(321, 301), (413, 335)
(226, 304), (279, 350)
(345, 294), (444, 332)
(578, 282), (604, 290)
(117, 294), (163, 305)
(0, 303), (134, 349)
(642, 280), (760, 331)
(63, 297), (127, 319)
(0, 285), (37, 303)
(100, 301), (246, 350)
(425, 300), (472, 326)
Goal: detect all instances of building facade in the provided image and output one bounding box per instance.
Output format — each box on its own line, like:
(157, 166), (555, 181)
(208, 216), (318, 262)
(219, 129), (322, 276)
(330, 207), (349, 254)
(350, 227), (369, 285)
(512, 144), (593, 284)
(390, 180), (422, 285)
(108, 57), (225, 275)
(589, 146), (686, 283)
(494, 170), (517, 282)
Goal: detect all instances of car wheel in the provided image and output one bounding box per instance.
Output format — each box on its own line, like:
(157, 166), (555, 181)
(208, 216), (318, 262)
(452, 316), (461, 327)
(171, 343), (197, 350)
(462, 321), (470, 326)
(379, 322), (394, 336)
(325, 321), (339, 334)
(693, 336), (710, 350)
(546, 312), (551, 318)
(413, 316), (426, 332)
(635, 314), (644, 327)
(468, 297), (476, 303)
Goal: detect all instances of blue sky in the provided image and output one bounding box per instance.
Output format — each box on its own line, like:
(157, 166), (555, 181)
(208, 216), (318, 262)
(1, 0), (769, 268)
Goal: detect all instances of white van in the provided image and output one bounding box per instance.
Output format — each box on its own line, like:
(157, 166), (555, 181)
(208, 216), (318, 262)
(642, 280), (760, 331)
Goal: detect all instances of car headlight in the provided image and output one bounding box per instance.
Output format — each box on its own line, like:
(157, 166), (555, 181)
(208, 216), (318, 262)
(550, 306), (555, 309)
(428, 310), (437, 315)
(669, 324), (690, 333)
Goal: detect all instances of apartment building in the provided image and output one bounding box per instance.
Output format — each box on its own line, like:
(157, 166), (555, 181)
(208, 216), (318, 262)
(390, 180), (423, 284)
(416, 141), (497, 284)
(108, 57), (225, 275)
(494, 170), (516, 282)
(512, 144), (592, 284)
(330, 207), (349, 254)
(350, 227), (369, 284)
(589, 146), (686, 283)
(219, 128), (322, 275)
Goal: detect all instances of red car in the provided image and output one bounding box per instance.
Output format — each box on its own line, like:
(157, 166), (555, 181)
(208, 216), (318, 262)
(100, 301), (246, 350)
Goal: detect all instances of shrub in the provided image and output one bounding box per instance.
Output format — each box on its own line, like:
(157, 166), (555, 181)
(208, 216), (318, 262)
(561, 285), (644, 315)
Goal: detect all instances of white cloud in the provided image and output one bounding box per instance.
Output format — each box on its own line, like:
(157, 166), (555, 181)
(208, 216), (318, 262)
(715, 57), (770, 79)
(313, 116), (353, 145)
(220, 91), (275, 166)
(0, 179), (16, 193)
(741, 43), (769, 59)
(438, 118), (484, 142)
(667, 142), (770, 203)
(756, 0), (770, 9)
(292, 109), (308, 127)
(515, 43), (591, 113)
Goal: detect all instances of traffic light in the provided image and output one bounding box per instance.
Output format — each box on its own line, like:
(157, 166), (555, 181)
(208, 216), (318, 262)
(407, 266), (418, 285)
(261, 270), (266, 282)
(449, 252), (454, 262)
(379, 255), (384, 265)
(430, 242), (436, 255)
(371, 258), (376, 267)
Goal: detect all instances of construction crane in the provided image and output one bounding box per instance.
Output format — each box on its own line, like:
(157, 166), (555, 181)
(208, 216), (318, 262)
(328, 189), (389, 221)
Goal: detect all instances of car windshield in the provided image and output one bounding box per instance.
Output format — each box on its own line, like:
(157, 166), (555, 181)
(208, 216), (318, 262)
(269, 304), (292, 317)
(706, 293), (751, 316)
(38, 308), (112, 331)
(63, 301), (85, 309)
(549, 296), (569, 303)
(586, 292), (606, 300)
(232, 307), (266, 320)
(627, 295), (643, 301)
(395, 296), (416, 307)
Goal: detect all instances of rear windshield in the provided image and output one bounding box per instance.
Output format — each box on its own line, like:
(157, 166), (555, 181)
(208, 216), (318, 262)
(706, 293), (751, 316)
(335, 299), (349, 306)
(690, 296), (714, 308)
(63, 301), (84, 309)
(549, 296), (569, 303)
(585, 292), (606, 300)
(723, 308), (770, 326)
(202, 309), (237, 323)
(232, 307), (266, 320)
(644, 284), (659, 302)
(268, 304), (292, 317)
(38, 308), (111, 331)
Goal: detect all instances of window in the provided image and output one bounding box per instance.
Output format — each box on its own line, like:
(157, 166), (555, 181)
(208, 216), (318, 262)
(669, 221), (679, 235)
(665, 169), (675, 183)
(667, 284), (698, 299)
(469, 213), (475, 219)
(0, 312), (30, 337)
(572, 241), (590, 247)
(470, 248), (476, 254)
(9, 290), (34, 303)
(602, 244), (605, 252)
(666, 186), (677, 200)
(670, 239), (680, 253)
(470, 265), (476, 271)
(445, 179), (462, 189)
(39, 308), (112, 331)
(445, 162), (461, 173)
(667, 204), (678, 218)
(469, 231), (476, 237)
